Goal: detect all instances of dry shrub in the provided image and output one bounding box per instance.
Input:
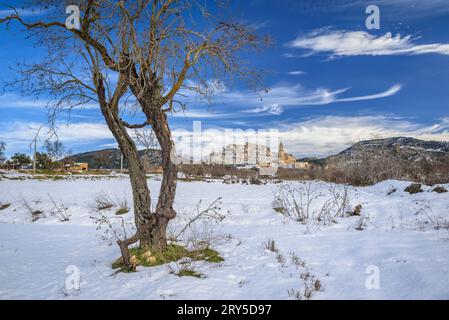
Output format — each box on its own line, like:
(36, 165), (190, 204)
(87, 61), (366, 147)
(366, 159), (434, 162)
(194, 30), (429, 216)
(49, 195), (70, 222)
(21, 198), (44, 222)
(416, 205), (449, 231)
(169, 197), (227, 250)
(263, 238), (278, 253)
(93, 192), (114, 211)
(272, 182), (351, 226)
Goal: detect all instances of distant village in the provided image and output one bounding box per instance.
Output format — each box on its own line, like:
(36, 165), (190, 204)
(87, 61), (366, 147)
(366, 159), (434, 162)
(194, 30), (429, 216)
(207, 142), (316, 175)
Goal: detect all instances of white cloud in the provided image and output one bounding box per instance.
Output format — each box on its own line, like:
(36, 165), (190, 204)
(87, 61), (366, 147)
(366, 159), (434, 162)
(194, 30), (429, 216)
(280, 115), (449, 157)
(336, 84), (402, 102)
(287, 71), (306, 76)
(0, 93), (49, 109)
(0, 121), (113, 156)
(288, 30), (449, 57)
(209, 83), (401, 115)
(245, 104), (283, 115)
(176, 78), (401, 116)
(0, 93), (99, 110)
(169, 109), (230, 119)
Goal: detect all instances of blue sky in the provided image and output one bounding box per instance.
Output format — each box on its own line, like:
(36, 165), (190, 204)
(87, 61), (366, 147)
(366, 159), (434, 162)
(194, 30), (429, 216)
(1, 0), (449, 158)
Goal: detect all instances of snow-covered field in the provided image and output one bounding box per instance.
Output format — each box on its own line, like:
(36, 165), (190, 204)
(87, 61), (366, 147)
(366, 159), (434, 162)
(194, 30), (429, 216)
(0, 173), (448, 300)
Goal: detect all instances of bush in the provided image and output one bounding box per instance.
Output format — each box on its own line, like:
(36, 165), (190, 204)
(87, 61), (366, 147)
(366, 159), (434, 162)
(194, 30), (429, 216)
(405, 183), (423, 194)
(272, 182), (351, 225)
(432, 186), (448, 194)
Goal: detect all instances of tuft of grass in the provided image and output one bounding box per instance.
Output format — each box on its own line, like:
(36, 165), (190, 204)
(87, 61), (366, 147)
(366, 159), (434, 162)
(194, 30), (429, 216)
(115, 207), (129, 215)
(111, 244), (223, 271)
(262, 238), (278, 253)
(273, 206), (286, 214)
(94, 193), (114, 211)
(0, 203), (11, 211)
(115, 198), (129, 215)
(174, 268), (203, 278)
(194, 248), (224, 263)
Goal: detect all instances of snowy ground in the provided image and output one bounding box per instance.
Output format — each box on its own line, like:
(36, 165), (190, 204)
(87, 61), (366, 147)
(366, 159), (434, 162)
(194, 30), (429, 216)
(0, 173), (448, 300)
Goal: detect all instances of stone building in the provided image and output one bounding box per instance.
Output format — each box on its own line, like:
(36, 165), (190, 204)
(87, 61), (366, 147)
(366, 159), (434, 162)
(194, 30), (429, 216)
(278, 142), (296, 167)
(209, 143), (273, 167)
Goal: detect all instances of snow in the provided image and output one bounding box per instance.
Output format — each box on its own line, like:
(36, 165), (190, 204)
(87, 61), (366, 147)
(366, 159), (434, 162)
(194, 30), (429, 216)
(0, 174), (448, 300)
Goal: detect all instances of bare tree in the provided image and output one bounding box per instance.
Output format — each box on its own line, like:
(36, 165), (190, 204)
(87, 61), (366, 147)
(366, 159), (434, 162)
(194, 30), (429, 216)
(133, 127), (159, 171)
(44, 140), (65, 169)
(1, 0), (268, 268)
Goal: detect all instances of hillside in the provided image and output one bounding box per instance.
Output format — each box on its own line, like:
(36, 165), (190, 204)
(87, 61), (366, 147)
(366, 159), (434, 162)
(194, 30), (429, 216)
(65, 148), (162, 169)
(326, 137), (449, 166)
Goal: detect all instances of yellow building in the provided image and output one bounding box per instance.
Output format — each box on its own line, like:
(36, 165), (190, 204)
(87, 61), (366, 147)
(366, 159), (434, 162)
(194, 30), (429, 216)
(278, 142), (296, 167)
(64, 162), (89, 172)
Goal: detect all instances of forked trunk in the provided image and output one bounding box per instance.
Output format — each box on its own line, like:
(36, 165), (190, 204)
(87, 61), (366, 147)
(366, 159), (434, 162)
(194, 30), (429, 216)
(96, 76), (177, 267)
(140, 102), (178, 249)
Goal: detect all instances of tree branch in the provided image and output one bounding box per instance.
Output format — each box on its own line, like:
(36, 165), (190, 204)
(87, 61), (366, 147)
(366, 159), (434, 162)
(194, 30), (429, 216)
(120, 119), (149, 129)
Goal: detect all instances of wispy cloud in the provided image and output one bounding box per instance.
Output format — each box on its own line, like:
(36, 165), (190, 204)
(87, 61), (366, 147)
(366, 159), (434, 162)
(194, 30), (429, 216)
(169, 109), (231, 119)
(0, 93), (99, 110)
(288, 29), (449, 57)
(0, 93), (49, 109)
(208, 83), (401, 115)
(0, 7), (48, 18)
(336, 84), (402, 102)
(287, 70), (306, 76)
(245, 104), (283, 115)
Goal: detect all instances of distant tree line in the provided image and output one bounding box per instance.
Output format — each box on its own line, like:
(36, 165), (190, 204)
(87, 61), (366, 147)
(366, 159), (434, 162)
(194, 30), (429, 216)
(0, 140), (70, 170)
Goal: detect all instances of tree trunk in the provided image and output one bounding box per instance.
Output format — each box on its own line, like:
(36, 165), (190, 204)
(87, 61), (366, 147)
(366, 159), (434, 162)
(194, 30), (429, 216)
(96, 74), (177, 262)
(95, 77), (154, 258)
(100, 99), (177, 252)
(100, 105), (152, 227)
(140, 104), (178, 249)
